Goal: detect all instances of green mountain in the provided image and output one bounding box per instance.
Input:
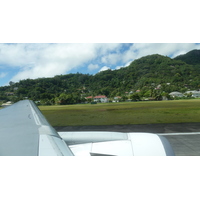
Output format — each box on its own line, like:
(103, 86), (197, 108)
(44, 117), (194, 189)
(1, 50), (200, 104)
(91, 54), (199, 94)
(174, 49), (200, 65)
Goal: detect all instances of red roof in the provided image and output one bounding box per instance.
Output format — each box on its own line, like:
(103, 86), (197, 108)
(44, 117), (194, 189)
(85, 96), (93, 99)
(94, 95), (107, 98)
(85, 95), (107, 99)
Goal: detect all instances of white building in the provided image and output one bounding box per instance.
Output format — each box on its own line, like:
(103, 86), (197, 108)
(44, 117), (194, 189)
(113, 96), (122, 102)
(169, 92), (184, 98)
(1, 101), (13, 107)
(185, 91), (200, 98)
(94, 95), (108, 103)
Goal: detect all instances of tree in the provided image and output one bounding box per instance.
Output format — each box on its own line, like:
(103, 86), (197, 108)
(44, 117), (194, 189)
(130, 93), (141, 101)
(143, 90), (151, 98)
(9, 81), (15, 86)
(121, 95), (128, 101)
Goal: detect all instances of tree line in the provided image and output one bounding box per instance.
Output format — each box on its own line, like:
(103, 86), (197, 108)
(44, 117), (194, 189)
(1, 50), (200, 105)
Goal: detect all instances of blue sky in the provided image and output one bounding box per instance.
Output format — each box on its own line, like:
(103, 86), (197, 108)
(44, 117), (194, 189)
(0, 43), (200, 86)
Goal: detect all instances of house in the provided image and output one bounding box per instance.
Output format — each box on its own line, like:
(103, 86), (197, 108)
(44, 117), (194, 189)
(169, 92), (184, 98)
(94, 95), (108, 103)
(155, 84), (161, 90)
(85, 95), (108, 103)
(185, 91), (200, 98)
(192, 91), (200, 98)
(85, 96), (93, 103)
(85, 96), (93, 100)
(113, 96), (122, 102)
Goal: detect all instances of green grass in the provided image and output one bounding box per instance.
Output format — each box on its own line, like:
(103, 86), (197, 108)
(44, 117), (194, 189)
(39, 99), (200, 126)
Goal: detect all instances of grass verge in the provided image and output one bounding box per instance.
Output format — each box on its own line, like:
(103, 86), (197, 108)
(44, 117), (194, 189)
(39, 99), (200, 126)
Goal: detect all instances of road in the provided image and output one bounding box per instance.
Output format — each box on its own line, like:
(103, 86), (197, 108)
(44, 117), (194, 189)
(55, 122), (200, 156)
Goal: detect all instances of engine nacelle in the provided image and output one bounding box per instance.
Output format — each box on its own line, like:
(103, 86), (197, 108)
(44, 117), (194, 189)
(58, 132), (175, 156)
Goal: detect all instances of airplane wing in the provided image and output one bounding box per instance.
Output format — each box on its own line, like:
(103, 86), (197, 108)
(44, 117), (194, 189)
(0, 100), (174, 156)
(0, 100), (73, 156)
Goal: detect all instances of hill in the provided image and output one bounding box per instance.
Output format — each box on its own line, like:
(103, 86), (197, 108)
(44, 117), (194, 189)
(1, 50), (200, 104)
(174, 49), (200, 65)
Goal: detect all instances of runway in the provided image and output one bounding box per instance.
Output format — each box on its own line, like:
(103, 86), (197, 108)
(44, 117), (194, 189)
(158, 133), (200, 156)
(55, 122), (200, 156)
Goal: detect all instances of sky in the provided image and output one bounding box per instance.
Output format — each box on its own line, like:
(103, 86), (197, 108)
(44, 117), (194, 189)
(0, 43), (200, 86)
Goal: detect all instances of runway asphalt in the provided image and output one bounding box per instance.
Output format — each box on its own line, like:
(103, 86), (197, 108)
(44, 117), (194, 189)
(54, 122), (200, 156)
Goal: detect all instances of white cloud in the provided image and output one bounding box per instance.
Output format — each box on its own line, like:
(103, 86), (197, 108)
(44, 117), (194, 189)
(121, 43), (200, 63)
(88, 64), (100, 71)
(0, 43), (122, 82)
(115, 65), (123, 70)
(115, 61), (132, 70)
(125, 61), (132, 66)
(0, 72), (7, 78)
(101, 53), (121, 65)
(0, 43), (200, 84)
(99, 66), (110, 72)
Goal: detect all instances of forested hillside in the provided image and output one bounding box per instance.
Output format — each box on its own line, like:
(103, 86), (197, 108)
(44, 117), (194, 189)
(1, 49), (200, 104)
(174, 49), (200, 65)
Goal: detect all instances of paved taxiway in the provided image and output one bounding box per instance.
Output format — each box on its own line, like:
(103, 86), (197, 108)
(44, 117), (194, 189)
(55, 123), (200, 156)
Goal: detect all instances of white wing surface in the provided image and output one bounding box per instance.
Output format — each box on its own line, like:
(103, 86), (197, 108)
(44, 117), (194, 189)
(0, 100), (74, 156)
(62, 132), (174, 156)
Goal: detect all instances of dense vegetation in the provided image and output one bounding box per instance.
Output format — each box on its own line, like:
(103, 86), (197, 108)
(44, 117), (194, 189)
(174, 49), (200, 65)
(1, 49), (200, 105)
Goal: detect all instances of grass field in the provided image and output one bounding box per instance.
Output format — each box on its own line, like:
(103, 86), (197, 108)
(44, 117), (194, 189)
(39, 99), (200, 126)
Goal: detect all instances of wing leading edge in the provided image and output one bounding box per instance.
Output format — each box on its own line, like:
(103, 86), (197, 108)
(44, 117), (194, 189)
(0, 100), (74, 156)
